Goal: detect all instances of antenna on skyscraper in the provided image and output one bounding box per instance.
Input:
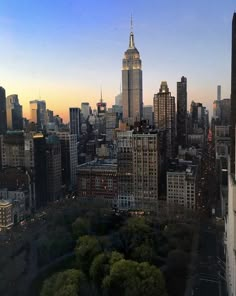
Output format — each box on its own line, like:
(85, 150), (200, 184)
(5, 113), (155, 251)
(131, 14), (133, 32)
(100, 86), (103, 103)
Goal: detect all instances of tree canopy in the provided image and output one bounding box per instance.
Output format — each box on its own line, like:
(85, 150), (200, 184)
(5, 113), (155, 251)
(40, 269), (85, 296)
(103, 259), (167, 296)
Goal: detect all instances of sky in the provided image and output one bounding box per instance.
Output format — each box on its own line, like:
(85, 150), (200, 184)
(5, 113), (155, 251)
(0, 0), (235, 122)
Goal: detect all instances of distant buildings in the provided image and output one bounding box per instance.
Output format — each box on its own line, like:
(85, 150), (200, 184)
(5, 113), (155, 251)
(153, 81), (176, 158)
(177, 76), (187, 148)
(122, 22), (143, 125)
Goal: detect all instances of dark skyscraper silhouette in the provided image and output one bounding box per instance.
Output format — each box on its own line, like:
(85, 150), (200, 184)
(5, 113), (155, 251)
(69, 107), (81, 140)
(0, 87), (7, 135)
(177, 76), (187, 148)
(231, 12), (236, 175)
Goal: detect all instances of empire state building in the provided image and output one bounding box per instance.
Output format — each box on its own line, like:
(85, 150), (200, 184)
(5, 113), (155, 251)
(122, 21), (143, 125)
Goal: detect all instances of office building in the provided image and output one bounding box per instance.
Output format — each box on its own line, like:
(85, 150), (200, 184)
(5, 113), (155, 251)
(115, 93), (122, 106)
(77, 159), (117, 203)
(177, 76), (187, 148)
(69, 108), (81, 139)
(97, 93), (107, 117)
(220, 98), (231, 125)
(122, 21), (143, 125)
(46, 109), (54, 124)
(0, 132), (25, 168)
(167, 160), (198, 210)
(45, 135), (61, 202)
(143, 105), (153, 126)
(0, 200), (13, 229)
(6, 95), (23, 130)
(0, 87), (7, 135)
(0, 167), (34, 214)
(153, 81), (176, 158)
(105, 111), (118, 142)
(132, 130), (159, 208)
(81, 102), (90, 122)
(29, 100), (46, 129)
(217, 85), (221, 101)
(117, 131), (134, 209)
(57, 132), (78, 190)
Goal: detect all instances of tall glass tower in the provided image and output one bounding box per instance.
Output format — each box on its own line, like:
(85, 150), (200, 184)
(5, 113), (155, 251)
(122, 19), (143, 125)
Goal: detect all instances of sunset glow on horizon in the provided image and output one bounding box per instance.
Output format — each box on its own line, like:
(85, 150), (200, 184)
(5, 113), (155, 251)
(0, 0), (235, 121)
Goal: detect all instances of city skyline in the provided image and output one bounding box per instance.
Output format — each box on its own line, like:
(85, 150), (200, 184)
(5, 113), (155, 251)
(0, 0), (235, 121)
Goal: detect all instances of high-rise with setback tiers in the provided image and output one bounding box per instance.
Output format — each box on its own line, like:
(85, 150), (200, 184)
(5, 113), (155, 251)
(122, 19), (143, 125)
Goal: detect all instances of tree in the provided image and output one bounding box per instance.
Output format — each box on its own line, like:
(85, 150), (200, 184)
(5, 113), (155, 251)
(75, 235), (101, 274)
(131, 242), (157, 264)
(72, 217), (91, 239)
(119, 217), (152, 255)
(103, 259), (167, 296)
(89, 253), (110, 288)
(40, 269), (85, 296)
(89, 251), (124, 288)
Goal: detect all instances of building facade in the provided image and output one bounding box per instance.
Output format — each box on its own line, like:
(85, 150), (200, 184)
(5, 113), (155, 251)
(167, 160), (198, 210)
(132, 131), (159, 208)
(29, 100), (47, 129)
(46, 135), (62, 202)
(6, 95), (23, 130)
(143, 105), (153, 126)
(57, 132), (78, 191)
(117, 131), (134, 208)
(69, 107), (81, 140)
(0, 87), (7, 135)
(153, 81), (176, 158)
(177, 76), (187, 148)
(77, 159), (117, 203)
(0, 200), (13, 229)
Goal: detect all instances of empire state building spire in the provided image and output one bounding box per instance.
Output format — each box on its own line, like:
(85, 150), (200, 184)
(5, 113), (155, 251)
(122, 17), (143, 125)
(129, 16), (135, 48)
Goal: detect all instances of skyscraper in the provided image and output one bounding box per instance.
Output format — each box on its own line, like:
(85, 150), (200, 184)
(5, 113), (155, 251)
(69, 108), (81, 139)
(231, 12), (236, 175)
(0, 87), (7, 135)
(217, 85), (221, 101)
(6, 95), (23, 130)
(29, 100), (46, 129)
(143, 105), (153, 126)
(153, 81), (176, 158)
(81, 102), (90, 122)
(122, 20), (143, 125)
(177, 76), (187, 148)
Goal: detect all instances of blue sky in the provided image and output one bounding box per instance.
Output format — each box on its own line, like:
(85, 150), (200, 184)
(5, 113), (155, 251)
(0, 0), (235, 120)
